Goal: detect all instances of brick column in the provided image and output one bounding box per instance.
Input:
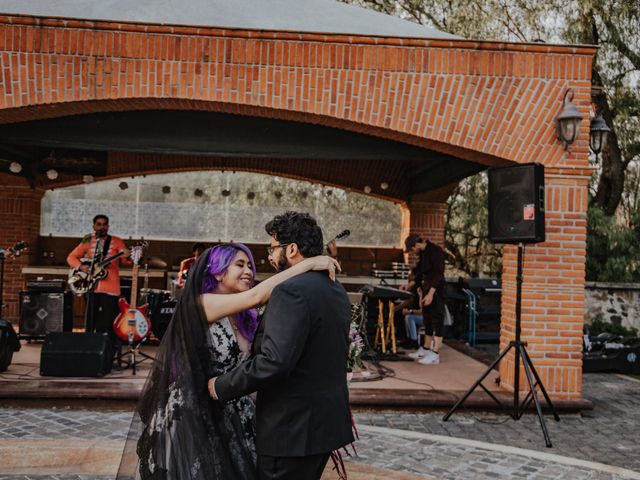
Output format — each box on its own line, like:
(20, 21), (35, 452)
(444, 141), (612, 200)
(0, 174), (43, 322)
(407, 201), (447, 247)
(499, 169), (589, 399)
(405, 201), (447, 264)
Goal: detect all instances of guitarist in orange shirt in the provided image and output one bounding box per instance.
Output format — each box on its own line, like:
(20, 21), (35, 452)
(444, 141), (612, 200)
(67, 214), (131, 350)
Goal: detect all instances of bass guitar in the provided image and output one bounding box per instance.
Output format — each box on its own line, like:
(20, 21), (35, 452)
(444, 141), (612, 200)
(113, 244), (151, 343)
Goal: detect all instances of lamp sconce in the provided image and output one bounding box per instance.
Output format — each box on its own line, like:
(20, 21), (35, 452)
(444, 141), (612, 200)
(589, 111), (611, 155)
(556, 89), (584, 150)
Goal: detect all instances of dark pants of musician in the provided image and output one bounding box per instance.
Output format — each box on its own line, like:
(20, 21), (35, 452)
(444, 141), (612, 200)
(422, 289), (446, 337)
(257, 453), (330, 480)
(86, 292), (119, 357)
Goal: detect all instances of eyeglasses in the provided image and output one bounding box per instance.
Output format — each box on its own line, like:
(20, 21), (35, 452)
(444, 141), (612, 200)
(267, 243), (290, 255)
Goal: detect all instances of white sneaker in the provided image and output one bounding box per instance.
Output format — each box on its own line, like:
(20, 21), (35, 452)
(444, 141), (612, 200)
(408, 346), (427, 359)
(418, 351), (440, 365)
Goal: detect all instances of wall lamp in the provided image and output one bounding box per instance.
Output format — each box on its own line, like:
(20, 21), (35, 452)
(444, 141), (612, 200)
(556, 89), (583, 150)
(589, 112), (611, 155)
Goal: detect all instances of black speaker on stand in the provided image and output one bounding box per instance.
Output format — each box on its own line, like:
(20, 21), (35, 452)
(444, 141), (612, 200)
(488, 163), (546, 244)
(444, 163), (560, 448)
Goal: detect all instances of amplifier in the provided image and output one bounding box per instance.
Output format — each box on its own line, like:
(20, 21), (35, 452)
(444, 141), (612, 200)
(26, 279), (67, 293)
(372, 269), (409, 279)
(19, 291), (73, 339)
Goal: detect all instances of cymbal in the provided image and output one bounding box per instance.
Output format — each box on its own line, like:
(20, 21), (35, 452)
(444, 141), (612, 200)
(142, 256), (168, 269)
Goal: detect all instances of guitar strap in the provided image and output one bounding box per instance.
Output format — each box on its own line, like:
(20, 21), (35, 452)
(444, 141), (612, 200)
(100, 235), (113, 262)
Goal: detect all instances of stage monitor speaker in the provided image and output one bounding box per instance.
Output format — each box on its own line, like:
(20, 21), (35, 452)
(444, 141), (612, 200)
(19, 291), (73, 339)
(40, 332), (112, 377)
(488, 163), (545, 244)
(0, 320), (21, 373)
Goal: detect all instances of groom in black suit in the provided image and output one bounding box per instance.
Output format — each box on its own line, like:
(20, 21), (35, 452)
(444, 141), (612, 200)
(209, 211), (354, 479)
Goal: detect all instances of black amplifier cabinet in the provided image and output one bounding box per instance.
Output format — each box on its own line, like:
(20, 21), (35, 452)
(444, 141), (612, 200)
(19, 291), (74, 339)
(40, 332), (112, 377)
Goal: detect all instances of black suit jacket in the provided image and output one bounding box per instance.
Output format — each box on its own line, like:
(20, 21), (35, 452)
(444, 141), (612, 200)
(215, 271), (354, 457)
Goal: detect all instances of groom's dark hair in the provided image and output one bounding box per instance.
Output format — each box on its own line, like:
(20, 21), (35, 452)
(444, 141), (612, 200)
(265, 211), (324, 258)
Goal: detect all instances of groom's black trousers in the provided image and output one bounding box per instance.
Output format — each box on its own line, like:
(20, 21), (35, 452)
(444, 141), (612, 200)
(257, 452), (330, 480)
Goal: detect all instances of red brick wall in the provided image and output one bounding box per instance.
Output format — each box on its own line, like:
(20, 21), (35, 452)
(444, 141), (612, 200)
(408, 201), (447, 247)
(0, 175), (44, 320)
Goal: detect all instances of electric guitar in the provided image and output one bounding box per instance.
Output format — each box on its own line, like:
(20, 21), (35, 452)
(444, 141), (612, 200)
(68, 240), (147, 295)
(325, 229), (350, 258)
(113, 244), (151, 343)
(0, 241), (28, 258)
(326, 229), (350, 248)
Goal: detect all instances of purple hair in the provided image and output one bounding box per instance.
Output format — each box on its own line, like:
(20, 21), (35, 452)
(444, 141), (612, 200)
(201, 243), (259, 341)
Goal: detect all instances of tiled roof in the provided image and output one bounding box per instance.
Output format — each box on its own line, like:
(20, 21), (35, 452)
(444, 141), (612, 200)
(0, 0), (459, 39)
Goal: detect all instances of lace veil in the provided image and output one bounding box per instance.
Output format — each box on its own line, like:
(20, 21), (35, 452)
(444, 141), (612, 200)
(117, 249), (258, 480)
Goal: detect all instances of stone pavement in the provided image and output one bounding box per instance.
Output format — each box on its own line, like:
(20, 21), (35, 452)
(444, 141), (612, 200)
(1, 373), (639, 479)
(353, 372), (640, 473)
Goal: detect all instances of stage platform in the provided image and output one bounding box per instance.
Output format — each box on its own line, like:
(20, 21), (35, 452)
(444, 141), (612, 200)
(0, 340), (592, 410)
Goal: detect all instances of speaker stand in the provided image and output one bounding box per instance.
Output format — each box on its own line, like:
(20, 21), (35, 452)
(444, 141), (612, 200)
(442, 244), (560, 447)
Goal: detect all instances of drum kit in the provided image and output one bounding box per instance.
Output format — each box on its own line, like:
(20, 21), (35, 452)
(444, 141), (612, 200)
(139, 287), (176, 341)
(138, 255), (175, 343)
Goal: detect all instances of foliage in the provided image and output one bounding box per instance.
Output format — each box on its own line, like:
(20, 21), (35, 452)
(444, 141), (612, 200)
(587, 317), (638, 338)
(445, 172), (502, 277)
(586, 204), (640, 282)
(343, 0), (639, 217)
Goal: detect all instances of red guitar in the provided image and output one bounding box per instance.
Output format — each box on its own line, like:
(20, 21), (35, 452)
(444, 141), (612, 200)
(113, 244), (151, 342)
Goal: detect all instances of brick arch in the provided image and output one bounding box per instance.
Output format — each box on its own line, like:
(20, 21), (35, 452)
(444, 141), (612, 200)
(3, 98), (507, 169)
(0, 16), (595, 171)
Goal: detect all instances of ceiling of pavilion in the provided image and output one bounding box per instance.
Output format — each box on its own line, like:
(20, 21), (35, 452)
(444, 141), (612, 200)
(0, 0), (458, 39)
(0, 110), (484, 199)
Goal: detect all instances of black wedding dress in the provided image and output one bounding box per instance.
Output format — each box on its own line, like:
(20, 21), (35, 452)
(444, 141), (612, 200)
(117, 250), (258, 480)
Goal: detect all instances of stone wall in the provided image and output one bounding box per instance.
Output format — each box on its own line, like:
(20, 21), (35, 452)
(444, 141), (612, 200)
(585, 282), (640, 332)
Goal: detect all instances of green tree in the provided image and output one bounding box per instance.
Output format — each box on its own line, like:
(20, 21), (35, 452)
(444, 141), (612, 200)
(343, 0), (639, 216)
(586, 204), (640, 282)
(445, 172), (502, 277)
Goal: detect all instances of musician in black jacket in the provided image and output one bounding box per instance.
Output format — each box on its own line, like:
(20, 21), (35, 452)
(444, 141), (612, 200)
(209, 211), (354, 480)
(402, 234), (446, 365)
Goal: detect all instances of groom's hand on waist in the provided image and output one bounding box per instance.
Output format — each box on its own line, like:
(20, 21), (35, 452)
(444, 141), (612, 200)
(208, 377), (219, 400)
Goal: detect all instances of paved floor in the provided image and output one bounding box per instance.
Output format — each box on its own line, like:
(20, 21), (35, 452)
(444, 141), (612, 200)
(1, 373), (639, 479)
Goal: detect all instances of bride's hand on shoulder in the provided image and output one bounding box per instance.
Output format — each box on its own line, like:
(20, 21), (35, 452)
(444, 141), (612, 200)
(305, 256), (341, 281)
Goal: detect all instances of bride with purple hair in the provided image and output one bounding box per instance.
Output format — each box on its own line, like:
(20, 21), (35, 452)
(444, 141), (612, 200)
(118, 243), (339, 480)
